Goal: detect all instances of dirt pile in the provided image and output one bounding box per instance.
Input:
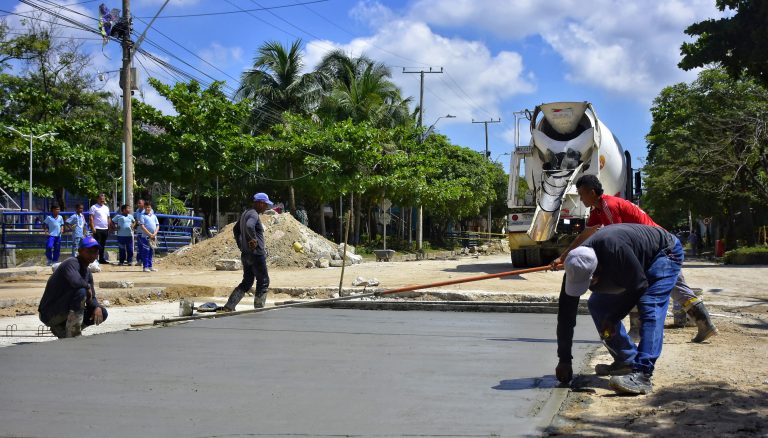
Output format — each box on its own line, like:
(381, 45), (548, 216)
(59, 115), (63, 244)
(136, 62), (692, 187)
(160, 211), (356, 270)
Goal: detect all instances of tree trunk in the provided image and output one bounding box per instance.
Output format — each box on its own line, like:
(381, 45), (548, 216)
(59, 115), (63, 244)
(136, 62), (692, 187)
(287, 163), (296, 213)
(319, 203), (326, 238)
(353, 192), (361, 245)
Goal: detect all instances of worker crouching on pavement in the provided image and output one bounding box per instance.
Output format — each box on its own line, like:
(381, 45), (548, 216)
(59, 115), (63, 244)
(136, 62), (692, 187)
(38, 236), (108, 338)
(555, 224), (683, 395)
(222, 192), (272, 311)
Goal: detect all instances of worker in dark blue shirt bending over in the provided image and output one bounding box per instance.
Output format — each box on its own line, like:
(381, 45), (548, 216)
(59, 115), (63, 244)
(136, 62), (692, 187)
(555, 224), (683, 395)
(38, 236), (108, 338)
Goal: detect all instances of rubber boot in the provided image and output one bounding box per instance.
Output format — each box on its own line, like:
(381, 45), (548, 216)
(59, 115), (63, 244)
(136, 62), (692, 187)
(254, 290), (268, 309)
(65, 310), (84, 338)
(628, 310), (641, 343)
(223, 287), (246, 312)
(687, 301), (718, 343)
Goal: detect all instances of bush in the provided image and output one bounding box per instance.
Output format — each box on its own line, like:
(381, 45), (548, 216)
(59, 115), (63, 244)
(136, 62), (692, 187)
(723, 246), (768, 265)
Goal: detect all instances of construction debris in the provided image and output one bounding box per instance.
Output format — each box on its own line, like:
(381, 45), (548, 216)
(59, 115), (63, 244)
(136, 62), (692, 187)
(160, 212), (362, 270)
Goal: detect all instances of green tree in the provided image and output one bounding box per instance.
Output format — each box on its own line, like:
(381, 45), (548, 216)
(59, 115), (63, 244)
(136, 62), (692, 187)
(644, 68), (768, 246)
(679, 0), (768, 87)
(0, 21), (121, 208)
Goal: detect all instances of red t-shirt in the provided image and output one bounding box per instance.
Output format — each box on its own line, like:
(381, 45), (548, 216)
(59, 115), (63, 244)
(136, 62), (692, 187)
(587, 194), (659, 227)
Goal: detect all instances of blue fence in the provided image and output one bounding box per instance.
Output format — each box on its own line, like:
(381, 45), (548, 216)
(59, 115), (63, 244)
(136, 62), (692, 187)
(0, 211), (203, 254)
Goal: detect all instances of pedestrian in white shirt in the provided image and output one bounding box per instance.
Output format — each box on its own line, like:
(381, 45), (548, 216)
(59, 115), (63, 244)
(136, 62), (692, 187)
(89, 193), (111, 264)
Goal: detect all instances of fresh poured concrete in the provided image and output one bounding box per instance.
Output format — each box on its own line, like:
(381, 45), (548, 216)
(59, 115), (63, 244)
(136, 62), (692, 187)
(0, 309), (597, 437)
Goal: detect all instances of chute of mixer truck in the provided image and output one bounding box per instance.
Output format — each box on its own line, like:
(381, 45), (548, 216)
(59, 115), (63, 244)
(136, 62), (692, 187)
(506, 102), (635, 267)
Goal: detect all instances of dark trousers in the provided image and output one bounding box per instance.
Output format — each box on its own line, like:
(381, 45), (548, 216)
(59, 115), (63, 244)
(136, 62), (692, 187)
(117, 235), (134, 264)
(139, 235), (154, 268)
(238, 252), (270, 294)
(93, 229), (109, 262)
(225, 252), (269, 309)
(135, 233), (144, 264)
(45, 235), (61, 263)
(43, 287), (109, 338)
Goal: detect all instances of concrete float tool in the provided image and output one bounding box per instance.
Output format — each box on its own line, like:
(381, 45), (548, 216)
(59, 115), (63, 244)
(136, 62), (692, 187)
(153, 264), (557, 326)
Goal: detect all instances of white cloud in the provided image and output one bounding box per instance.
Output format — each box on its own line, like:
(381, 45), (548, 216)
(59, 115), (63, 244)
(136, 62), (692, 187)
(198, 43), (243, 68)
(408, 0), (723, 103)
(304, 10), (535, 124)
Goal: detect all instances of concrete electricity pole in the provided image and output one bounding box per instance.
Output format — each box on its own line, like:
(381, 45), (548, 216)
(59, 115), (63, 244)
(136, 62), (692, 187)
(121, 0), (134, 209)
(472, 118), (501, 241)
(403, 67), (443, 252)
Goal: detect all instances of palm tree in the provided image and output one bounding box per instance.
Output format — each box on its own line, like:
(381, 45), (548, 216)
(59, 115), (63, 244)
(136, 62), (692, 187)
(315, 50), (413, 128)
(236, 39), (322, 212)
(236, 39), (321, 134)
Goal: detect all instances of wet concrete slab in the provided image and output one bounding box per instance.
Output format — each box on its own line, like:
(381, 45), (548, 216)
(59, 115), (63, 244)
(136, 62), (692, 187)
(0, 309), (597, 437)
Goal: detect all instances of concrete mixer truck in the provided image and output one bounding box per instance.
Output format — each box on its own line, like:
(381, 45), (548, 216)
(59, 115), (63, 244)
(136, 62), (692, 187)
(506, 102), (636, 267)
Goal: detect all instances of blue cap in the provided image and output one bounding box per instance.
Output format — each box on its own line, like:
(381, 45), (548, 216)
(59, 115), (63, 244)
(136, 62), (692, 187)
(79, 236), (101, 249)
(252, 192), (273, 206)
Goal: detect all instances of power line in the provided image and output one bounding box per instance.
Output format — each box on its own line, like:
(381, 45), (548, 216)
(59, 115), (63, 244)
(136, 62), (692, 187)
(135, 0), (330, 19)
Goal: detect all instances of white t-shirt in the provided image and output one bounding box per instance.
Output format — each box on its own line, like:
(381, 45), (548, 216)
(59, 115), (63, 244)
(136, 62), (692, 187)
(89, 203), (110, 230)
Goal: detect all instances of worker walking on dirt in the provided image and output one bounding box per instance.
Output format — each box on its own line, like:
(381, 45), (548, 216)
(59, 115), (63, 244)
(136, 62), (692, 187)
(555, 224), (683, 395)
(38, 236), (108, 338)
(553, 175), (717, 343)
(222, 192), (272, 311)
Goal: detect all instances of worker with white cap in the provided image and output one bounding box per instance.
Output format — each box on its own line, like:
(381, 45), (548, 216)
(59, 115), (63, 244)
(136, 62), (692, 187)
(222, 192), (273, 311)
(555, 223), (683, 395)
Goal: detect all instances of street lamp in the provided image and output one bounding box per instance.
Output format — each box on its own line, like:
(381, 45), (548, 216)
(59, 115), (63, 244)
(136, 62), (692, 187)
(422, 114), (456, 142)
(5, 126), (57, 212)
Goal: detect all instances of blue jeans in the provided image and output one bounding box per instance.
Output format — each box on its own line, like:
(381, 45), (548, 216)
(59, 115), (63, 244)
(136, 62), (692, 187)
(588, 239), (683, 375)
(45, 235), (61, 262)
(71, 236), (83, 257)
(135, 233), (144, 264)
(139, 235), (153, 268)
(117, 236), (134, 264)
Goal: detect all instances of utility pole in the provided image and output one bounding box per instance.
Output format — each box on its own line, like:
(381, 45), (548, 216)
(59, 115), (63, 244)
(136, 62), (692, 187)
(121, 0), (134, 209)
(472, 118), (501, 241)
(5, 127), (56, 212)
(403, 67), (443, 252)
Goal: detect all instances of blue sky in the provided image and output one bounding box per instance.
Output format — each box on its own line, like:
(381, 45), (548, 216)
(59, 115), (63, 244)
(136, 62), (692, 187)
(5, 0), (725, 171)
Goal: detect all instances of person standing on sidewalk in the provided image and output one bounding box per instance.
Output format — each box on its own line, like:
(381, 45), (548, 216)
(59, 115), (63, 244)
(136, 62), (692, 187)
(138, 201), (159, 272)
(222, 193), (272, 311)
(553, 175), (717, 343)
(43, 205), (65, 266)
(38, 236), (108, 338)
(66, 203), (87, 257)
(113, 204), (136, 266)
(89, 193), (111, 264)
(134, 198), (145, 267)
(555, 224), (683, 395)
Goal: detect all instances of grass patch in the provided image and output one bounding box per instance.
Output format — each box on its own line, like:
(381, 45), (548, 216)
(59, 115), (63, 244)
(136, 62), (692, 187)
(723, 246), (768, 265)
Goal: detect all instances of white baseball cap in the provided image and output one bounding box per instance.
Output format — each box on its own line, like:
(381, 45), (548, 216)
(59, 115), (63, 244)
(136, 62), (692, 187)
(564, 246), (598, 297)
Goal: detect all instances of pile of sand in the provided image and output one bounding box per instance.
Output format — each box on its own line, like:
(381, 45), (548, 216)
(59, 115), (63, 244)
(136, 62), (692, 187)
(160, 212), (354, 270)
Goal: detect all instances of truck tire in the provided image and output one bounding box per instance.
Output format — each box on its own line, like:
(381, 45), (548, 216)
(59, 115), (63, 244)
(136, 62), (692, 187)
(511, 249), (527, 267)
(525, 247), (543, 267)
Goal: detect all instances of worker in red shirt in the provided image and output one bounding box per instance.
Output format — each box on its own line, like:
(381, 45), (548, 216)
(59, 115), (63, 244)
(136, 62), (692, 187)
(554, 175), (717, 344)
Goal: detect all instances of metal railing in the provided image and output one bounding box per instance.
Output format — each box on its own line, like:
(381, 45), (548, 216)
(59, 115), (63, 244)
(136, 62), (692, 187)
(0, 211), (203, 254)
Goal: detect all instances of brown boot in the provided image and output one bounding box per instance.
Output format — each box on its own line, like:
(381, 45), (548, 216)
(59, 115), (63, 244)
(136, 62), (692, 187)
(687, 301), (718, 343)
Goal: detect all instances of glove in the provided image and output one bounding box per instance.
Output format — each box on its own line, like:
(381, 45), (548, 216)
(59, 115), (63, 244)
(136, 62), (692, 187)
(555, 361), (573, 383)
(600, 319), (617, 340)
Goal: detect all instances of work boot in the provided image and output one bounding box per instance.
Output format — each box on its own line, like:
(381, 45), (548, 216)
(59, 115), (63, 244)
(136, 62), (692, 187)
(223, 287), (246, 311)
(687, 301), (718, 343)
(595, 361), (633, 376)
(609, 371), (653, 395)
(64, 311), (84, 338)
(254, 291), (268, 309)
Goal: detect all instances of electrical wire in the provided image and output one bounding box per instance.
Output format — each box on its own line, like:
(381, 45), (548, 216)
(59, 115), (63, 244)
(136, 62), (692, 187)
(135, 0), (330, 19)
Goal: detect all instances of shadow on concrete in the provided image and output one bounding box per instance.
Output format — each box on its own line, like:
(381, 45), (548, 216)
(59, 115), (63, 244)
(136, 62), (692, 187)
(493, 375), (559, 390)
(442, 262), (539, 279)
(549, 377), (768, 436)
(488, 337), (601, 345)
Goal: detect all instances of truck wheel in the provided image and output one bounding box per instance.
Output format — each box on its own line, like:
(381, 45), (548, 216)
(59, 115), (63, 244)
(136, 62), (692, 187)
(525, 247), (543, 267)
(511, 249), (527, 267)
